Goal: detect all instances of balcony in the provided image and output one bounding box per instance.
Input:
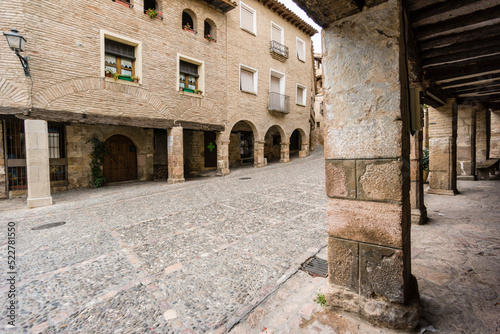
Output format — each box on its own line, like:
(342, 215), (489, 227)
(198, 0), (237, 12)
(268, 92), (290, 114)
(270, 40), (289, 62)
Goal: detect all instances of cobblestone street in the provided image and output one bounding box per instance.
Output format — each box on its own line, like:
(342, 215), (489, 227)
(1, 149), (327, 333)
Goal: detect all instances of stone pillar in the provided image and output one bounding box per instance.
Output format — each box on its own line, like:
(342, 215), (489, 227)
(299, 142), (309, 158)
(216, 133), (230, 176)
(167, 126), (185, 184)
(457, 104), (476, 180)
(491, 111), (500, 158)
(476, 107), (489, 164)
(0, 121), (7, 199)
(410, 131), (427, 224)
(25, 120), (52, 208)
(280, 141), (290, 163)
(323, 0), (418, 329)
(428, 100), (458, 195)
(254, 140), (265, 167)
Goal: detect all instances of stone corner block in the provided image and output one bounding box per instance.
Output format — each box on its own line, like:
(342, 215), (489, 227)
(327, 199), (403, 248)
(325, 160), (356, 199)
(359, 243), (404, 303)
(328, 237), (359, 291)
(357, 160), (403, 202)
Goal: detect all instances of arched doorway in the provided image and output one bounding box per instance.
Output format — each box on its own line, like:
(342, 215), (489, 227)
(103, 135), (138, 183)
(290, 129), (302, 157)
(264, 126), (282, 164)
(229, 121), (255, 167)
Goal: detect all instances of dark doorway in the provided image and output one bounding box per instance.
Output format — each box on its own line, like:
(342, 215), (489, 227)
(264, 126), (282, 163)
(103, 135), (137, 183)
(204, 132), (217, 168)
(144, 0), (157, 13)
(290, 129), (301, 156)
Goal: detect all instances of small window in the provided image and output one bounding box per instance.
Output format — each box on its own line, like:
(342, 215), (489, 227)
(179, 60), (199, 91)
(240, 65), (257, 94)
(296, 84), (306, 106)
(296, 37), (306, 62)
(182, 10), (195, 31)
(271, 22), (283, 44)
(144, 0), (157, 13)
(105, 39), (136, 78)
(240, 2), (256, 35)
(204, 19), (216, 41)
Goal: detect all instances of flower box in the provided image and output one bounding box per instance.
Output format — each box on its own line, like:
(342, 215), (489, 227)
(118, 75), (133, 82)
(182, 88), (195, 93)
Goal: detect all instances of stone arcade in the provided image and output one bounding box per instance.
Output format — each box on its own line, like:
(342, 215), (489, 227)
(293, 0), (500, 329)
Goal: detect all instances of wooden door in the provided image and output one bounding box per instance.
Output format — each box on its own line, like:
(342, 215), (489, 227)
(204, 132), (217, 168)
(103, 135), (137, 183)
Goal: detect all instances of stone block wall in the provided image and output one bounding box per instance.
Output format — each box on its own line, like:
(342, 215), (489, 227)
(457, 104), (476, 177)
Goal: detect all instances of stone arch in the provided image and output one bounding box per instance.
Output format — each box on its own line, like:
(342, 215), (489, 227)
(103, 134), (138, 183)
(33, 78), (170, 115)
(0, 77), (27, 104)
(223, 119), (259, 142)
(227, 120), (258, 168)
(264, 125), (285, 164)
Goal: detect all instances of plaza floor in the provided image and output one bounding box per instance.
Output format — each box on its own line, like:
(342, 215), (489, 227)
(1, 147), (499, 334)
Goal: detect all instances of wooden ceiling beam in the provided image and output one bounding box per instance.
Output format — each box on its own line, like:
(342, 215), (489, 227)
(422, 45), (500, 68)
(440, 72), (500, 89)
(409, 0), (484, 23)
(424, 54), (500, 81)
(414, 4), (500, 40)
(446, 82), (500, 95)
(421, 36), (500, 59)
(419, 23), (500, 51)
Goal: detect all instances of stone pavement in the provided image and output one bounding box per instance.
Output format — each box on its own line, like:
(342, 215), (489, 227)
(0, 150), (327, 333)
(232, 172), (500, 334)
(1, 148), (499, 334)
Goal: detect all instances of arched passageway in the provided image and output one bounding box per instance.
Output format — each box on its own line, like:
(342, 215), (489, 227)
(289, 129), (302, 158)
(228, 121), (255, 167)
(264, 126), (282, 164)
(103, 135), (138, 183)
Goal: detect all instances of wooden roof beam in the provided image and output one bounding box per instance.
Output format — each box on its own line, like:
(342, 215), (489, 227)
(422, 45), (500, 68)
(409, 0), (484, 23)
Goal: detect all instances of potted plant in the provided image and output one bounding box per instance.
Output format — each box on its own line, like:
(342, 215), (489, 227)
(194, 89), (203, 95)
(112, 72), (120, 81)
(183, 23), (194, 33)
(205, 34), (215, 42)
(146, 8), (159, 19)
(118, 75), (133, 81)
(131, 76), (140, 83)
(105, 69), (113, 78)
(423, 147), (429, 182)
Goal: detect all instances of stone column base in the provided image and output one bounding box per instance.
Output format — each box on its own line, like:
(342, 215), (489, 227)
(27, 196), (53, 209)
(325, 275), (420, 330)
(411, 207), (427, 225)
(279, 158), (290, 163)
(299, 150), (308, 158)
(167, 178), (185, 184)
(426, 188), (458, 196)
(457, 175), (476, 181)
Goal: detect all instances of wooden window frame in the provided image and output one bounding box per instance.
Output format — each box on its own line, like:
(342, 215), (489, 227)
(100, 30), (142, 83)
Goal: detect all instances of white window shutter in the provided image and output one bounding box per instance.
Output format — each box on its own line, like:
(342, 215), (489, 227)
(271, 25), (281, 43)
(241, 6), (254, 33)
(241, 69), (254, 92)
(297, 39), (305, 61)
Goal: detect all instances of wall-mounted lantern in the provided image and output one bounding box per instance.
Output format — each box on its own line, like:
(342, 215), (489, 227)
(3, 28), (30, 77)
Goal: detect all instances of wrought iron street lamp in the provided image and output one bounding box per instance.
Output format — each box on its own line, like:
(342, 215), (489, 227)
(3, 29), (30, 76)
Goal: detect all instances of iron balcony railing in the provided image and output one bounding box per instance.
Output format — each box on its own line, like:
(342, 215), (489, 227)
(268, 92), (290, 113)
(270, 40), (289, 59)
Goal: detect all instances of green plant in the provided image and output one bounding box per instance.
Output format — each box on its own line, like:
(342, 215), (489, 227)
(88, 138), (108, 187)
(184, 23), (191, 30)
(423, 147), (429, 171)
(131, 76), (140, 82)
(146, 8), (158, 19)
(112, 72), (120, 80)
(194, 89), (203, 94)
(314, 293), (327, 307)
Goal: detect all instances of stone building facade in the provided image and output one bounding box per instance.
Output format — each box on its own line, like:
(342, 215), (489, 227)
(0, 0), (316, 205)
(312, 52), (324, 146)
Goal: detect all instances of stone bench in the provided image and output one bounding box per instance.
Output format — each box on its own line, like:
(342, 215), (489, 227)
(476, 158), (500, 180)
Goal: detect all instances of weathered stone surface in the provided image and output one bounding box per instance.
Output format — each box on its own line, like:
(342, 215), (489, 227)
(325, 160), (356, 198)
(359, 244), (404, 303)
(323, 0), (403, 160)
(357, 159), (402, 202)
(327, 199), (403, 247)
(328, 237), (358, 291)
